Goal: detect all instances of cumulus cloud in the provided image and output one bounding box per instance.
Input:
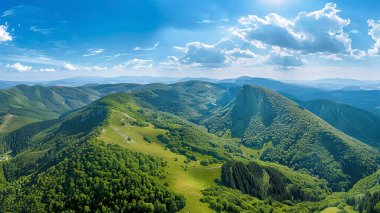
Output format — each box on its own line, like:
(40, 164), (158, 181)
(172, 39), (268, 68)
(7, 62), (32, 72)
(63, 63), (78, 71)
(234, 3), (355, 55)
(0, 24), (12, 43)
(83, 49), (105, 57)
(160, 56), (181, 69)
(368, 19), (380, 55)
(115, 58), (153, 70)
(267, 47), (305, 70)
(225, 48), (257, 59)
(177, 42), (229, 67)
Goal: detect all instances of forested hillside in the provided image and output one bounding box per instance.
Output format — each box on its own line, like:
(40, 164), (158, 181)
(204, 85), (380, 191)
(302, 99), (380, 148)
(0, 98), (185, 212)
(1, 81), (380, 212)
(221, 160), (331, 202)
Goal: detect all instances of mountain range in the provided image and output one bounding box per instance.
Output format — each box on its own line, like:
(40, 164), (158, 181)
(0, 77), (380, 212)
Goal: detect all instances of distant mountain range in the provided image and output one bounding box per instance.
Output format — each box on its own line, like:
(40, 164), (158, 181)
(2, 76), (380, 90)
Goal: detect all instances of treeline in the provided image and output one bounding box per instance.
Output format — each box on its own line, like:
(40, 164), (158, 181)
(221, 161), (330, 202)
(201, 186), (325, 213)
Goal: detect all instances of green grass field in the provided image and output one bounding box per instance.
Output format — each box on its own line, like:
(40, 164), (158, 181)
(100, 111), (220, 213)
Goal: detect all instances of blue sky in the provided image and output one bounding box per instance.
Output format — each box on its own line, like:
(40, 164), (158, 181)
(1, 0), (380, 81)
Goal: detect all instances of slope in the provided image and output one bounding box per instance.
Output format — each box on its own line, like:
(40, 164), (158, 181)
(0, 88), (344, 212)
(302, 99), (380, 149)
(0, 85), (100, 134)
(203, 85), (380, 191)
(0, 99), (185, 212)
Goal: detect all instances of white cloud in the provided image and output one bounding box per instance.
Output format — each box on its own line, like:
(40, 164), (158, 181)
(225, 48), (257, 59)
(368, 19), (380, 55)
(349, 29), (360, 34)
(160, 56), (181, 68)
(234, 3), (356, 55)
(115, 58), (153, 70)
(133, 42), (160, 51)
(178, 42), (229, 67)
(83, 48), (105, 57)
(0, 24), (12, 43)
(197, 19), (214, 24)
(172, 39), (269, 69)
(62, 63), (108, 71)
(29, 26), (55, 35)
(351, 49), (366, 59)
(7, 62), (32, 72)
(84, 66), (107, 71)
(63, 63), (78, 71)
(267, 47), (305, 70)
(2, 9), (14, 17)
(39, 68), (56, 72)
(320, 54), (343, 61)
(197, 18), (230, 24)
(105, 53), (128, 61)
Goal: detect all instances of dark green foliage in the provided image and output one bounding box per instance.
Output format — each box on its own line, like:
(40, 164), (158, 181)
(1, 119), (59, 153)
(1, 102), (111, 181)
(0, 100), (185, 212)
(58, 102), (109, 136)
(0, 141), (185, 212)
(201, 186), (323, 213)
(143, 135), (153, 143)
(358, 191), (380, 213)
(205, 85), (380, 190)
(302, 99), (380, 149)
(157, 133), (170, 143)
(221, 161), (330, 202)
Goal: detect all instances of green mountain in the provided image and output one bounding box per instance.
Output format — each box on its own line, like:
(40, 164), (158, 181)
(0, 83), (148, 134)
(302, 99), (380, 149)
(0, 85), (101, 134)
(1, 85), (355, 212)
(204, 85), (380, 190)
(2, 81), (380, 212)
(0, 98), (186, 212)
